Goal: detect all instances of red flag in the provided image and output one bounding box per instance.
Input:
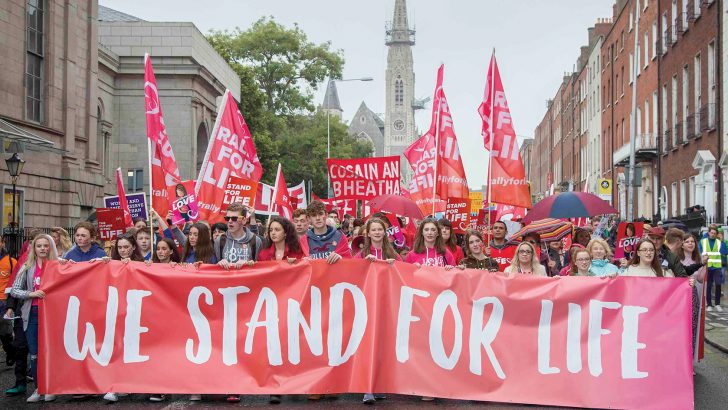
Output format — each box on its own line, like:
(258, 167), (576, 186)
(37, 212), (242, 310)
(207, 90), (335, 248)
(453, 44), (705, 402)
(144, 54), (181, 218)
(272, 164), (293, 219)
(406, 65), (468, 216)
(116, 168), (134, 228)
(478, 53), (532, 209)
(196, 90), (263, 223)
(403, 217), (417, 248)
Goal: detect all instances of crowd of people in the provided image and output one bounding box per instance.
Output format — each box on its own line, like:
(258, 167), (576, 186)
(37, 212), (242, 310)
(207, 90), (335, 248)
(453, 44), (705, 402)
(0, 200), (725, 404)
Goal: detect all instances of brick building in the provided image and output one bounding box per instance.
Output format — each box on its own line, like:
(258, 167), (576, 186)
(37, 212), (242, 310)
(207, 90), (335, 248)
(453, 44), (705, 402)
(658, 0), (722, 222)
(722, 0), (728, 222)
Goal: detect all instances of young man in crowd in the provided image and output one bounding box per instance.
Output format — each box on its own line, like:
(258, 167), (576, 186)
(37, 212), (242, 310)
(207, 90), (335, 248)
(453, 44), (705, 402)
(646, 227), (687, 278)
(486, 221), (516, 272)
(64, 222), (108, 262)
(699, 224), (728, 311)
(301, 201), (351, 263)
(215, 203), (262, 271)
(292, 208), (309, 239)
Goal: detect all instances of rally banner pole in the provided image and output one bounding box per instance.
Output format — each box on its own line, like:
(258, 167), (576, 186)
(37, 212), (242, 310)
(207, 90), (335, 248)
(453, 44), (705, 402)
(431, 73), (443, 217)
(486, 49), (496, 246)
(147, 139), (156, 250)
(266, 163), (282, 230)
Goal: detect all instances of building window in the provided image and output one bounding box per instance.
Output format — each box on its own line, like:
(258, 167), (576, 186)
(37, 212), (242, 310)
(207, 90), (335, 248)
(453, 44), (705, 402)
(652, 91), (658, 138)
(643, 32), (649, 68)
(682, 65), (688, 141)
(671, 75), (678, 146)
(651, 22), (658, 59)
(127, 169), (144, 192)
(707, 41), (715, 128)
(25, 0), (45, 123)
(662, 84), (669, 152)
(394, 77), (404, 106)
(694, 0), (702, 18)
(694, 53), (701, 134)
(644, 99), (650, 135)
(679, 179), (686, 214)
(671, 1), (678, 43)
(629, 53), (634, 84)
(671, 182), (677, 217)
(689, 176), (696, 205)
(661, 13), (668, 52)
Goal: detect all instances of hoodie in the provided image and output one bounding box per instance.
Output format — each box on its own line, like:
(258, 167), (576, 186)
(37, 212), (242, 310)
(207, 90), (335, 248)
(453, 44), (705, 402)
(64, 243), (107, 262)
(301, 226), (351, 260)
(589, 259), (619, 277)
(405, 247), (455, 267)
(215, 228), (262, 263)
(354, 246), (402, 261)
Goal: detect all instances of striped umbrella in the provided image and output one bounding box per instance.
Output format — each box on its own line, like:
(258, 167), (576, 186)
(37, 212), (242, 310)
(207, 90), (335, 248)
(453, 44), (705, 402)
(509, 218), (574, 243)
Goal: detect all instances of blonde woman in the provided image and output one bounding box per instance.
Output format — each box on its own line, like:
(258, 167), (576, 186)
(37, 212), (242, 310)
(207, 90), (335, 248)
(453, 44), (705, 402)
(586, 238), (619, 277)
(10, 234), (58, 402)
(49, 227), (72, 257)
(504, 242), (547, 277)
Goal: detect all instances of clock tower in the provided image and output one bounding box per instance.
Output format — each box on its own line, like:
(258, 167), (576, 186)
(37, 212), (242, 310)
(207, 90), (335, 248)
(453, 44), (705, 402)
(384, 0), (416, 186)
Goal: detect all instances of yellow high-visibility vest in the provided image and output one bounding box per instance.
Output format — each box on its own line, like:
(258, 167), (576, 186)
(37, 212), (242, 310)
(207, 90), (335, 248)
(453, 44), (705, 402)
(701, 238), (722, 269)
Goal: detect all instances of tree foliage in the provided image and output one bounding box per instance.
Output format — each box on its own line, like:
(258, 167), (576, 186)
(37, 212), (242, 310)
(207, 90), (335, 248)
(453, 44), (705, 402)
(207, 17), (371, 195)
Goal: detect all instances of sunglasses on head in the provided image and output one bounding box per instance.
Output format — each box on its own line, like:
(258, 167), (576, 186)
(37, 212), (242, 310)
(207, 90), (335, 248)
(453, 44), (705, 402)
(224, 216), (240, 222)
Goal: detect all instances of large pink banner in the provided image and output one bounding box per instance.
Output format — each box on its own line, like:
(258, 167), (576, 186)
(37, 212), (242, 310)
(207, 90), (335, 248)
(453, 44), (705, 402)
(40, 261), (692, 409)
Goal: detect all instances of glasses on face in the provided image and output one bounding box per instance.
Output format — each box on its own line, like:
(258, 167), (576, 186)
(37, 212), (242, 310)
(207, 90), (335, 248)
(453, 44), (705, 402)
(224, 216), (239, 222)
(518, 250), (533, 255)
(576, 258), (591, 262)
(638, 248), (655, 254)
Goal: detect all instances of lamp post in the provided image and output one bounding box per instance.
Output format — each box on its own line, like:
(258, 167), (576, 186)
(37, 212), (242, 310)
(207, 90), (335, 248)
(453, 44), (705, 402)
(5, 152), (25, 257)
(325, 77), (373, 197)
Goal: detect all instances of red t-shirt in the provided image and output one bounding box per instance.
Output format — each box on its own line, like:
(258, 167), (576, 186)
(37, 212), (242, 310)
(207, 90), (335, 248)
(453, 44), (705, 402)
(257, 244), (305, 261)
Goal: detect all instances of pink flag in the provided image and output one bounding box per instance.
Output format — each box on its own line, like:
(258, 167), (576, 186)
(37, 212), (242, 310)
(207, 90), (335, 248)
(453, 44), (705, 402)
(478, 53), (532, 209)
(144, 54), (181, 218)
(195, 90), (263, 223)
(116, 168), (134, 228)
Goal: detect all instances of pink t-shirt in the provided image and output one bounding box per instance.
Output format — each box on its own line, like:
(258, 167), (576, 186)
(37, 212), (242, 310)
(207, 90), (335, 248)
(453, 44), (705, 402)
(405, 247), (455, 267)
(32, 262), (43, 306)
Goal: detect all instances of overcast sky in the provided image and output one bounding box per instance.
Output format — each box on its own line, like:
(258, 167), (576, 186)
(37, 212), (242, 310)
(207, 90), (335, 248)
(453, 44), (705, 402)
(100, 0), (614, 189)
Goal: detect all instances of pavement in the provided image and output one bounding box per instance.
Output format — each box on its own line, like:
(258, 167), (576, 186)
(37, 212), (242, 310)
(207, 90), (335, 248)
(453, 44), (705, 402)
(705, 304), (728, 354)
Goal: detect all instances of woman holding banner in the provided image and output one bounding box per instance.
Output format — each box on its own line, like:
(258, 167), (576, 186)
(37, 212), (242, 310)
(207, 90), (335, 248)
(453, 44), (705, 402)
(354, 218), (401, 264)
(438, 219), (465, 264)
(504, 242), (547, 277)
(622, 239), (666, 277)
(64, 222), (108, 262)
(569, 249), (595, 276)
(10, 234), (58, 402)
(257, 216), (304, 263)
(405, 218), (455, 268)
(152, 238), (180, 264)
(181, 223), (217, 265)
(586, 238), (619, 277)
(458, 230), (498, 271)
(678, 232), (706, 363)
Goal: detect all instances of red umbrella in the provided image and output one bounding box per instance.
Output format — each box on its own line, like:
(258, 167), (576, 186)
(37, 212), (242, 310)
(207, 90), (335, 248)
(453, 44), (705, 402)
(367, 194), (424, 219)
(522, 192), (617, 225)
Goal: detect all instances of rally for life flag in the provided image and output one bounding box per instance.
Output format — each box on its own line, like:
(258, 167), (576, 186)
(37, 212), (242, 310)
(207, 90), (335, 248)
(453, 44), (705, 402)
(195, 90), (263, 223)
(144, 54), (181, 219)
(271, 164), (293, 219)
(115, 168), (133, 228)
(478, 53), (532, 209)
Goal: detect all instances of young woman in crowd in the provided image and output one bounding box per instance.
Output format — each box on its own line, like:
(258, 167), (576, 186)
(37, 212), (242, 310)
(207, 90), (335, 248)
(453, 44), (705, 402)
(678, 232), (706, 364)
(10, 234), (58, 403)
(354, 218), (401, 263)
(135, 227), (153, 261)
(586, 238), (619, 277)
(558, 244), (585, 276)
(257, 216), (304, 263)
(569, 249), (594, 276)
(438, 219), (465, 264)
(621, 239), (665, 277)
(181, 222), (217, 265)
(504, 242), (547, 277)
(405, 218), (455, 268)
(102, 232), (145, 264)
(64, 222), (107, 262)
(132, 217), (148, 231)
(211, 222), (227, 242)
(49, 227), (72, 257)
(458, 230), (498, 271)
(152, 238), (181, 264)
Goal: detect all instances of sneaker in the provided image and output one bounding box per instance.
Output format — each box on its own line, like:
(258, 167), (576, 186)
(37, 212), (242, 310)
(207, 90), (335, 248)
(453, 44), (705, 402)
(716, 305), (724, 312)
(269, 395), (281, 404)
(149, 394), (166, 402)
(363, 393), (376, 404)
(5, 385), (27, 396)
(44, 394), (56, 402)
(103, 392), (118, 402)
(226, 395), (240, 403)
(27, 389), (41, 403)
(707, 306), (714, 312)
(189, 394), (202, 401)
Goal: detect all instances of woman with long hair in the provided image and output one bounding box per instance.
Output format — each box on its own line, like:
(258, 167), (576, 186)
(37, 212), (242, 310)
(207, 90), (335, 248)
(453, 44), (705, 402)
(49, 227), (72, 257)
(108, 233), (144, 263)
(569, 249), (594, 276)
(438, 219), (465, 264)
(504, 242), (547, 277)
(152, 238), (181, 264)
(257, 216), (304, 262)
(181, 223), (217, 265)
(558, 244), (585, 276)
(678, 232), (705, 365)
(354, 218), (401, 263)
(405, 218), (455, 268)
(586, 238), (619, 277)
(622, 239), (666, 277)
(458, 230), (498, 271)
(10, 234), (58, 402)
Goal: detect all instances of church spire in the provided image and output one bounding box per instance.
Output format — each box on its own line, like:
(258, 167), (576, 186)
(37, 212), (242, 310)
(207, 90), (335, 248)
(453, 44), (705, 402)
(321, 79), (342, 119)
(386, 0), (415, 45)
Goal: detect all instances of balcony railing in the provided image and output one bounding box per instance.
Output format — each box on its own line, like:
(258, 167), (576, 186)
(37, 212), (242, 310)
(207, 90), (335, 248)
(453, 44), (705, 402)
(663, 130), (673, 153)
(688, 0), (701, 20)
(673, 123), (683, 144)
(612, 133), (658, 166)
(675, 14), (687, 34)
(699, 103), (717, 131)
(685, 114), (697, 140)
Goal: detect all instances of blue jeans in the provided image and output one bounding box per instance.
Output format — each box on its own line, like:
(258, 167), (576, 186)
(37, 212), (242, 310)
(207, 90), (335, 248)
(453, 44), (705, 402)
(25, 306), (39, 381)
(707, 269), (722, 306)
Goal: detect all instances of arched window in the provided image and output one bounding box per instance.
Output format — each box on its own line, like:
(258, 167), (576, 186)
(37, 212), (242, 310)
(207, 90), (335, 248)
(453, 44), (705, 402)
(97, 104), (112, 179)
(196, 122), (209, 175)
(395, 77), (404, 106)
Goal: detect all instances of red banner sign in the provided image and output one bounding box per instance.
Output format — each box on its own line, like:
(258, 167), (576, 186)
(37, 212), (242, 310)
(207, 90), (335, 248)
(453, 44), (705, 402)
(95, 208), (126, 241)
(40, 261), (692, 409)
(615, 222), (645, 260)
(221, 175), (258, 212)
(327, 156), (400, 200)
(445, 197), (471, 234)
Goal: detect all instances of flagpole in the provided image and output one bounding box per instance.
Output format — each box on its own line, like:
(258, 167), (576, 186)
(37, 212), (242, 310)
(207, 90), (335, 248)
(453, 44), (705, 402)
(147, 139), (156, 250)
(486, 49), (496, 245)
(431, 70), (443, 217)
(267, 163), (282, 229)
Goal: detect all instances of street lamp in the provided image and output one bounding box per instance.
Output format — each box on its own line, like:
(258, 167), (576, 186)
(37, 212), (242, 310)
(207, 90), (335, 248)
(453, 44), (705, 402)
(5, 151), (25, 257)
(326, 77), (373, 197)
